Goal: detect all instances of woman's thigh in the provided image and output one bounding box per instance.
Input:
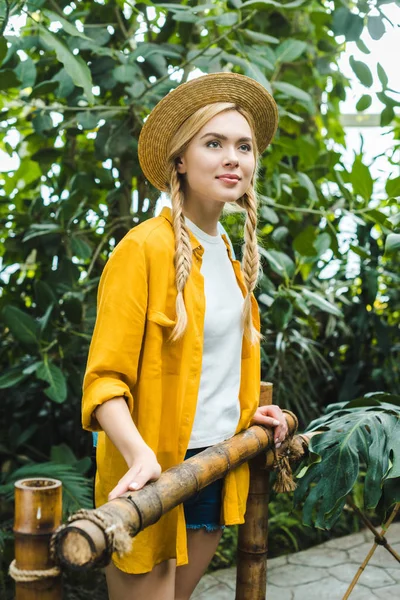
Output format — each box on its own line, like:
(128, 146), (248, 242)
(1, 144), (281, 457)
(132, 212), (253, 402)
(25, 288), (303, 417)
(105, 558), (176, 600)
(175, 528), (223, 600)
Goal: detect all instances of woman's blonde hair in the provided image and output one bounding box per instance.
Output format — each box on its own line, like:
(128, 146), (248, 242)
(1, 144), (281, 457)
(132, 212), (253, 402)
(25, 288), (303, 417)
(166, 102), (264, 346)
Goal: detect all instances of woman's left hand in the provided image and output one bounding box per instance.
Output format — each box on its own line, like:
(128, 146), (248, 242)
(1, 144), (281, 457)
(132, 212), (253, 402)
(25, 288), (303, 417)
(250, 405), (288, 448)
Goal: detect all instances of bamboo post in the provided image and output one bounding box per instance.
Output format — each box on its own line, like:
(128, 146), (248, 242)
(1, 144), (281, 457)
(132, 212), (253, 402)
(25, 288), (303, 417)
(52, 412), (298, 570)
(11, 478), (62, 600)
(236, 382), (273, 600)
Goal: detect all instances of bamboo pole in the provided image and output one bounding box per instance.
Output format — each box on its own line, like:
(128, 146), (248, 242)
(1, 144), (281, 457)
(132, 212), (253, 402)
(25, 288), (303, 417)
(52, 411), (298, 570)
(236, 382), (273, 600)
(11, 478), (62, 600)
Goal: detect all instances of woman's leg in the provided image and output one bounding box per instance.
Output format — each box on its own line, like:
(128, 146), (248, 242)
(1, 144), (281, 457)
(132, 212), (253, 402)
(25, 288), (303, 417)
(105, 558), (176, 600)
(174, 528), (223, 600)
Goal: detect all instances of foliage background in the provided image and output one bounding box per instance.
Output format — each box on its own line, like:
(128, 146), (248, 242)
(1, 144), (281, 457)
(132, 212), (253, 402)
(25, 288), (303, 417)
(0, 0), (399, 597)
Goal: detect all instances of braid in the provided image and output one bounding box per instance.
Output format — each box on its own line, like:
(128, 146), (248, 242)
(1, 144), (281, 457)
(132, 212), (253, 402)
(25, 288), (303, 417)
(240, 188), (264, 345)
(169, 169), (192, 342)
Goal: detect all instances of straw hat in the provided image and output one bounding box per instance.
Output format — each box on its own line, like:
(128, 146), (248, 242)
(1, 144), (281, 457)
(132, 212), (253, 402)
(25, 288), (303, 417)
(138, 72), (278, 192)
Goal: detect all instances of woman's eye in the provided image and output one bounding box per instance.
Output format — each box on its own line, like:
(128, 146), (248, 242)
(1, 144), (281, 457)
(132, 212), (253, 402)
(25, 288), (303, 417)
(207, 141), (251, 151)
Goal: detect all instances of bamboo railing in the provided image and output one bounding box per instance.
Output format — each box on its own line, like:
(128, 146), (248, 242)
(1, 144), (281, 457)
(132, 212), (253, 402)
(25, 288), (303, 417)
(10, 383), (306, 599)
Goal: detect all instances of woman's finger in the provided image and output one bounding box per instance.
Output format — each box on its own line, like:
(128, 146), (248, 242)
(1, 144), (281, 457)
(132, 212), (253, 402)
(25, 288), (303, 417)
(108, 467), (141, 500)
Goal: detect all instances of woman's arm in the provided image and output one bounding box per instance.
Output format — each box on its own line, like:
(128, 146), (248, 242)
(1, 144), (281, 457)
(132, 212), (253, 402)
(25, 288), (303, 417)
(95, 397), (161, 500)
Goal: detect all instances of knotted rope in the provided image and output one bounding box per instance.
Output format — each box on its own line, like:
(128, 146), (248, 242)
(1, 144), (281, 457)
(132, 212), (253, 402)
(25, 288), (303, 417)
(271, 411), (307, 493)
(8, 559), (60, 583)
(50, 508), (132, 568)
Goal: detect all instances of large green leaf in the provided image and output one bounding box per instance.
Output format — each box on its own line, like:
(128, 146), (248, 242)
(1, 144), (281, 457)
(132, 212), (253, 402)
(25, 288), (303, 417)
(293, 226), (317, 256)
(43, 10), (91, 40)
(351, 156), (373, 201)
(294, 397), (400, 528)
(2, 306), (38, 346)
(0, 368), (28, 389)
(385, 233), (400, 253)
(36, 359), (67, 403)
(386, 176), (400, 198)
(349, 56), (373, 88)
(273, 81), (312, 103)
(38, 24), (94, 103)
(275, 39), (307, 63)
(301, 288), (343, 317)
(367, 16), (386, 41)
(259, 247), (295, 279)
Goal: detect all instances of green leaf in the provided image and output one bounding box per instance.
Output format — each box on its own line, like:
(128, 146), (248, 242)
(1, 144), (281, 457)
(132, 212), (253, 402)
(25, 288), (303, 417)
(245, 63), (272, 94)
(114, 64), (137, 84)
(259, 248), (295, 279)
(377, 63), (388, 88)
(30, 80), (59, 98)
(52, 68), (75, 97)
(349, 56), (373, 88)
(0, 369), (28, 389)
(77, 111), (98, 130)
(15, 57), (37, 88)
(332, 8), (364, 42)
(297, 172), (318, 202)
(260, 206), (279, 224)
(43, 10), (91, 40)
(301, 288), (342, 317)
(367, 16), (386, 40)
(385, 233), (400, 253)
(294, 401), (400, 528)
(38, 24), (94, 104)
(273, 81), (312, 102)
(0, 69), (20, 90)
(2, 306), (38, 346)
(275, 39), (307, 63)
(380, 105), (395, 127)
(385, 176), (400, 198)
(351, 157), (373, 201)
(350, 244), (370, 259)
(356, 94), (372, 112)
(216, 12), (238, 26)
(36, 359), (67, 403)
(356, 39), (370, 55)
(270, 296), (293, 330)
(32, 112), (54, 134)
(293, 226), (317, 256)
(313, 233), (331, 257)
(242, 29), (279, 44)
(23, 223), (62, 242)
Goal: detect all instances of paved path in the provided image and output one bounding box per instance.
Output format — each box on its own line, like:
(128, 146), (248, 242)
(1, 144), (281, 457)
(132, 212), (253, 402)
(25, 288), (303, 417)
(193, 522), (400, 599)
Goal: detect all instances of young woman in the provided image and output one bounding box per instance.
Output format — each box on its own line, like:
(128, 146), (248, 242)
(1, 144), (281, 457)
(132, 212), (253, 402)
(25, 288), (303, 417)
(81, 72), (288, 600)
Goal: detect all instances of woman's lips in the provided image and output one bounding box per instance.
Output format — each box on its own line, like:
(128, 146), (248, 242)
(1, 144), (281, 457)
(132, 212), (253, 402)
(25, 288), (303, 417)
(217, 177), (239, 185)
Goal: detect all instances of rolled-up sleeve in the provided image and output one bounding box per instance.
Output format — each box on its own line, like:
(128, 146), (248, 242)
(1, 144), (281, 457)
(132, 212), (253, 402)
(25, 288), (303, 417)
(82, 234), (148, 431)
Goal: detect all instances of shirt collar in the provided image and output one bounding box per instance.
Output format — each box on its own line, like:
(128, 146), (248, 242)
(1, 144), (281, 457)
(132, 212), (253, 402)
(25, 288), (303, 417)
(160, 206), (234, 259)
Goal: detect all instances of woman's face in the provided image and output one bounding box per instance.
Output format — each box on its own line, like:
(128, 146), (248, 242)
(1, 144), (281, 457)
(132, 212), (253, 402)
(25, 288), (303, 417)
(176, 110), (256, 207)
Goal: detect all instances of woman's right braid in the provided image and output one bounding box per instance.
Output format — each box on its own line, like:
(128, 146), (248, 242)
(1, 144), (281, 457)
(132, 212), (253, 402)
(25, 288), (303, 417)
(169, 169), (192, 342)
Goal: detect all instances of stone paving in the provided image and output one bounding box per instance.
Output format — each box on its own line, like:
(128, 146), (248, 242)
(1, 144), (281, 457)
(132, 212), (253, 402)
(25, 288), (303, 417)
(192, 522), (400, 599)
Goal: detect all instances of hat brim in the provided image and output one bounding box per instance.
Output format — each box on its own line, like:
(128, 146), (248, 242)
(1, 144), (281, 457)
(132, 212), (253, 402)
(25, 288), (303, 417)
(138, 72), (278, 193)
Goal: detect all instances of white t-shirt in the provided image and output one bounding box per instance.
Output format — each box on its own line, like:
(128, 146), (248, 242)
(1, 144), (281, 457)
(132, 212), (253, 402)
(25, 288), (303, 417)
(185, 216), (245, 449)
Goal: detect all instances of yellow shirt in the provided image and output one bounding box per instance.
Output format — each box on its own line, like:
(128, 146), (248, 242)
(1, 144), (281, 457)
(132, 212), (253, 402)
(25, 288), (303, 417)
(81, 206), (261, 574)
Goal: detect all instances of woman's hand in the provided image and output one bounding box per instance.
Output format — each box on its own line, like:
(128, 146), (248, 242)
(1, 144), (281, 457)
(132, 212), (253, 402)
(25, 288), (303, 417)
(251, 405), (288, 448)
(108, 445), (162, 501)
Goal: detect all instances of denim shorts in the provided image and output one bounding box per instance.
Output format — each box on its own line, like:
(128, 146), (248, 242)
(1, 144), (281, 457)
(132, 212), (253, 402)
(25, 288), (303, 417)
(183, 447), (225, 532)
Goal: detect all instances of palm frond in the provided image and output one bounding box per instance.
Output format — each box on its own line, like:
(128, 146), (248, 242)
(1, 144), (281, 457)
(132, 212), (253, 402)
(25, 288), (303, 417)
(0, 462), (93, 516)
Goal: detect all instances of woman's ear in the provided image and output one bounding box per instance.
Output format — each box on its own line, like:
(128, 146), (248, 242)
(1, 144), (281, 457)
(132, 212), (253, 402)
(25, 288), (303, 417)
(175, 156), (186, 174)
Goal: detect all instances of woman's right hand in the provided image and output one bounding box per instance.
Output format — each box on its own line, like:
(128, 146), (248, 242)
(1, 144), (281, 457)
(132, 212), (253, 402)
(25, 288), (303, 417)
(108, 445), (162, 501)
